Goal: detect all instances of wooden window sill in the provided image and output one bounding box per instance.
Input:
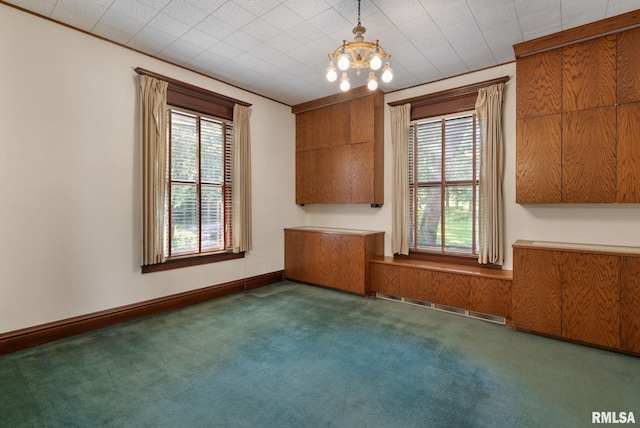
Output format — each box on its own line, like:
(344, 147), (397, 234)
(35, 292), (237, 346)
(142, 252), (244, 273)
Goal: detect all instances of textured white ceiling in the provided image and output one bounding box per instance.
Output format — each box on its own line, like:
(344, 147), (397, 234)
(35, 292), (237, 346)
(6, 0), (640, 105)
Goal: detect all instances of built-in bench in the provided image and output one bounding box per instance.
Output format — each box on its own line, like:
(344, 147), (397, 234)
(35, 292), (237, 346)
(370, 257), (513, 323)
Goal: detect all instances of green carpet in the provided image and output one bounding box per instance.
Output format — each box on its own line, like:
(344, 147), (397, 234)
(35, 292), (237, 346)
(1, 281), (639, 427)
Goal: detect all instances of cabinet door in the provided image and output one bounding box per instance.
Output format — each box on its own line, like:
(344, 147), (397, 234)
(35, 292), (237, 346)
(516, 115), (562, 203)
(296, 150), (317, 204)
(330, 101), (350, 147)
(432, 273), (469, 309)
(516, 49), (562, 119)
(350, 95), (375, 143)
(284, 231), (321, 283)
(621, 257), (640, 354)
(562, 107), (616, 203)
(617, 27), (640, 104)
(469, 277), (511, 320)
(617, 102), (640, 203)
(370, 264), (434, 302)
(562, 253), (620, 348)
(370, 263), (398, 295)
(562, 35), (616, 112)
(320, 233), (365, 294)
(512, 249), (562, 336)
(349, 141), (375, 203)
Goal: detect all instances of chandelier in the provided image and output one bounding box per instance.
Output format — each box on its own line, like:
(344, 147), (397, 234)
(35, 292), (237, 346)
(325, 0), (393, 92)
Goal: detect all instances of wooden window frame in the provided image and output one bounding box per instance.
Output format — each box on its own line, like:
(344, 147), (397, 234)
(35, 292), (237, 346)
(409, 112), (479, 259)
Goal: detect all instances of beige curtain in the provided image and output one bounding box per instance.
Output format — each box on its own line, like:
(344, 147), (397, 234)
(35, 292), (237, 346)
(139, 75), (168, 266)
(391, 103), (411, 255)
(476, 83), (505, 265)
(232, 104), (252, 253)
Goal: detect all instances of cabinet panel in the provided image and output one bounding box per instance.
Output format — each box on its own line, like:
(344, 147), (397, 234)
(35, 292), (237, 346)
(562, 35), (616, 112)
(330, 101), (350, 147)
(469, 277), (511, 320)
(284, 230), (321, 283)
(516, 50), (562, 119)
(512, 248), (562, 336)
(296, 150), (318, 204)
(431, 273), (469, 309)
(296, 107), (331, 151)
(328, 145), (352, 203)
(349, 141), (375, 203)
(617, 27), (640, 104)
(322, 234), (365, 294)
(370, 264), (435, 302)
(562, 253), (620, 348)
(516, 115), (562, 203)
(621, 257), (640, 354)
(350, 95), (375, 143)
(617, 102), (640, 203)
(562, 107), (616, 203)
(370, 263), (400, 296)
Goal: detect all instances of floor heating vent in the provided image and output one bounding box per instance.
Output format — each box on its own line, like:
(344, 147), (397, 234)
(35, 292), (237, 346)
(376, 293), (506, 325)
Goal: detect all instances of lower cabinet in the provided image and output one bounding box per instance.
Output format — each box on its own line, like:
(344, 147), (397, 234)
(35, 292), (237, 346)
(370, 258), (513, 321)
(513, 240), (640, 354)
(284, 227), (384, 295)
(621, 257), (640, 354)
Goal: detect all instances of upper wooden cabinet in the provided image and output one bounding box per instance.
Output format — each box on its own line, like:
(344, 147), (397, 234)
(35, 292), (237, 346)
(515, 23), (640, 204)
(294, 92), (384, 205)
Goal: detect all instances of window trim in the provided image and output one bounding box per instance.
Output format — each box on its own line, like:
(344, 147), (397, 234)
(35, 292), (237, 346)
(135, 68), (251, 120)
(142, 252), (244, 273)
(388, 76), (509, 121)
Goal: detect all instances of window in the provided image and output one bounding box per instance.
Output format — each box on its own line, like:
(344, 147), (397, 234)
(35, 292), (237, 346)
(409, 112), (479, 255)
(166, 108), (233, 258)
(138, 68), (252, 273)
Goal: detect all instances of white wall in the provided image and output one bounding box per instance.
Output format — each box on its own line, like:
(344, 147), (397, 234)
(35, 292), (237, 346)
(0, 5), (303, 333)
(306, 62), (640, 270)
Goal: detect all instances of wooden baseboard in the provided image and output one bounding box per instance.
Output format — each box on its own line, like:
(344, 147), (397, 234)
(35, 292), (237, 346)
(0, 270), (284, 355)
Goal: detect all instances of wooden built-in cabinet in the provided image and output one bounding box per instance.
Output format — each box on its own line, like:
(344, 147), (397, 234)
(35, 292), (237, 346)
(370, 258), (513, 321)
(512, 240), (640, 354)
(284, 227), (384, 295)
(515, 25), (640, 203)
(294, 92), (384, 205)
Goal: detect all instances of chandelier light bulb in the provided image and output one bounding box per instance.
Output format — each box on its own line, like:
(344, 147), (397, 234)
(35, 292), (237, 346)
(326, 60), (337, 82)
(369, 53), (382, 70)
(367, 71), (378, 91)
(381, 62), (393, 83)
(339, 72), (350, 92)
(337, 53), (350, 71)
